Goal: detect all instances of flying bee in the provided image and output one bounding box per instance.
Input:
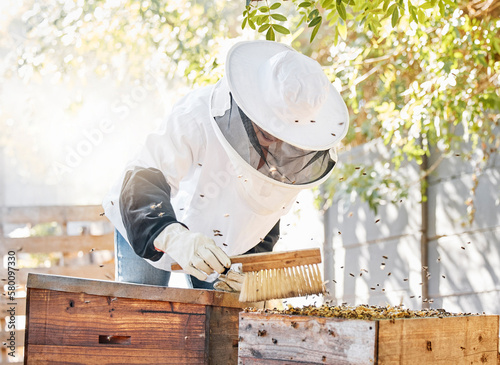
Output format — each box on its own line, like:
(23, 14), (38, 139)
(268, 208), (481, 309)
(150, 202), (163, 209)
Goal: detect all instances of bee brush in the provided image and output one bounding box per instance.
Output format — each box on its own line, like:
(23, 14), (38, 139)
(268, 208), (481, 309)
(172, 248), (324, 302)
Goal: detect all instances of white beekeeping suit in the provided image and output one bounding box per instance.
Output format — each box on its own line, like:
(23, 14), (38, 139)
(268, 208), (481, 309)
(103, 40), (349, 284)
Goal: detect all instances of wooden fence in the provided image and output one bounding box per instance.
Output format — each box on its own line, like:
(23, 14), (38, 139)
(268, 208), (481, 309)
(0, 205), (114, 364)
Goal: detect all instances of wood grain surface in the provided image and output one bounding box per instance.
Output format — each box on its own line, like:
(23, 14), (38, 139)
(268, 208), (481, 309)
(238, 312), (500, 365)
(377, 315), (499, 364)
(24, 274), (251, 364)
(238, 312), (377, 365)
(27, 273), (244, 308)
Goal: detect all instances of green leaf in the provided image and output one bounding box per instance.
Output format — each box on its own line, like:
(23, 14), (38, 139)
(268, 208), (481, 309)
(386, 3), (397, 17)
(477, 54), (487, 66)
(420, 2), (434, 9)
(439, 0), (445, 16)
(298, 1), (312, 7)
(391, 6), (399, 27)
(383, 0), (390, 12)
(309, 15), (322, 27)
(270, 2), (282, 10)
(242, 17), (248, 29)
(297, 14), (307, 27)
(248, 19), (256, 29)
(321, 0), (335, 8)
(258, 6), (269, 12)
(493, 38), (500, 55)
(326, 9), (338, 21)
(357, 14), (366, 26)
(256, 14), (269, 25)
(417, 8), (426, 22)
(271, 13), (287, 21)
(337, 21), (347, 39)
(308, 8), (320, 20)
(258, 23), (271, 32)
(409, 5), (418, 22)
(337, 2), (347, 20)
(310, 22), (321, 42)
(266, 26), (276, 40)
(273, 24), (291, 34)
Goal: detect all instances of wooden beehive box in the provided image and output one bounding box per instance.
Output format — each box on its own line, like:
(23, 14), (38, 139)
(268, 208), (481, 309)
(24, 273), (251, 365)
(238, 311), (500, 365)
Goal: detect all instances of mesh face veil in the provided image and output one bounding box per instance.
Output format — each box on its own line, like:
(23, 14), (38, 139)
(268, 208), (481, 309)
(213, 92), (337, 185)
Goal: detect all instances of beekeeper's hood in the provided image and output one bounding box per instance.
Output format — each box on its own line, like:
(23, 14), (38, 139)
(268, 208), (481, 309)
(209, 41), (349, 211)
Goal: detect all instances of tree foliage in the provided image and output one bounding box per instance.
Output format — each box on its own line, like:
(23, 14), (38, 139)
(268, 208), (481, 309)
(242, 0), (457, 42)
(1, 0), (499, 222)
(319, 1), (499, 222)
(1, 0), (240, 85)
(0, 0), (239, 177)
(241, 0), (500, 222)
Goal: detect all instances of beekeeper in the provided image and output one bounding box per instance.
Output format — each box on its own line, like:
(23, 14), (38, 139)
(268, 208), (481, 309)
(103, 40), (349, 290)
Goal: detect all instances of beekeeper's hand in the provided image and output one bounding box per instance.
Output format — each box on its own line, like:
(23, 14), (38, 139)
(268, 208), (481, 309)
(154, 223), (231, 281)
(214, 264), (245, 292)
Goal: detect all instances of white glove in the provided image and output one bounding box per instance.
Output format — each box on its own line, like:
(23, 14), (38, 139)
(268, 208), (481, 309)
(154, 223), (231, 281)
(214, 265), (245, 292)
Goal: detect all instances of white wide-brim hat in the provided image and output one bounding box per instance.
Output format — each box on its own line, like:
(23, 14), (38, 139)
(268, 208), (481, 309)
(223, 40), (349, 151)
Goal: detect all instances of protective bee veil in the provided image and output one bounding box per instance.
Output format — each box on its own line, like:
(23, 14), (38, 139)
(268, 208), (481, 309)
(211, 78), (337, 187)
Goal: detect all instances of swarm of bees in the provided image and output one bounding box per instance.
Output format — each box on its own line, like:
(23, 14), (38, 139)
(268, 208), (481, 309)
(246, 304), (464, 320)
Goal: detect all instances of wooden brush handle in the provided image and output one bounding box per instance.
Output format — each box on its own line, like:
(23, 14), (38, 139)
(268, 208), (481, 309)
(170, 248), (321, 272)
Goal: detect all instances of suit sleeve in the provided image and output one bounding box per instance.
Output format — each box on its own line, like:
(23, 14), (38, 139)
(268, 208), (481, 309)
(243, 220), (280, 254)
(115, 88), (209, 261)
(119, 167), (186, 261)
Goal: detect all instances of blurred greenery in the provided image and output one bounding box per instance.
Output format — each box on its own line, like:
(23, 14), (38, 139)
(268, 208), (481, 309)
(307, 0), (500, 223)
(30, 221), (62, 237)
(1, 0), (242, 83)
(1, 0), (498, 222)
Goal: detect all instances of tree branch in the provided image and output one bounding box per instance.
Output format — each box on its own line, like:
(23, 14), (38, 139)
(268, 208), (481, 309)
(341, 65), (381, 92)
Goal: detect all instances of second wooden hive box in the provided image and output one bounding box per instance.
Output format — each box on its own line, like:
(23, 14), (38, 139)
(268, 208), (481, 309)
(238, 310), (499, 364)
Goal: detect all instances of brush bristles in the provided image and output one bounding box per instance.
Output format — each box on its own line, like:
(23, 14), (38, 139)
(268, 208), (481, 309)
(239, 264), (324, 302)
